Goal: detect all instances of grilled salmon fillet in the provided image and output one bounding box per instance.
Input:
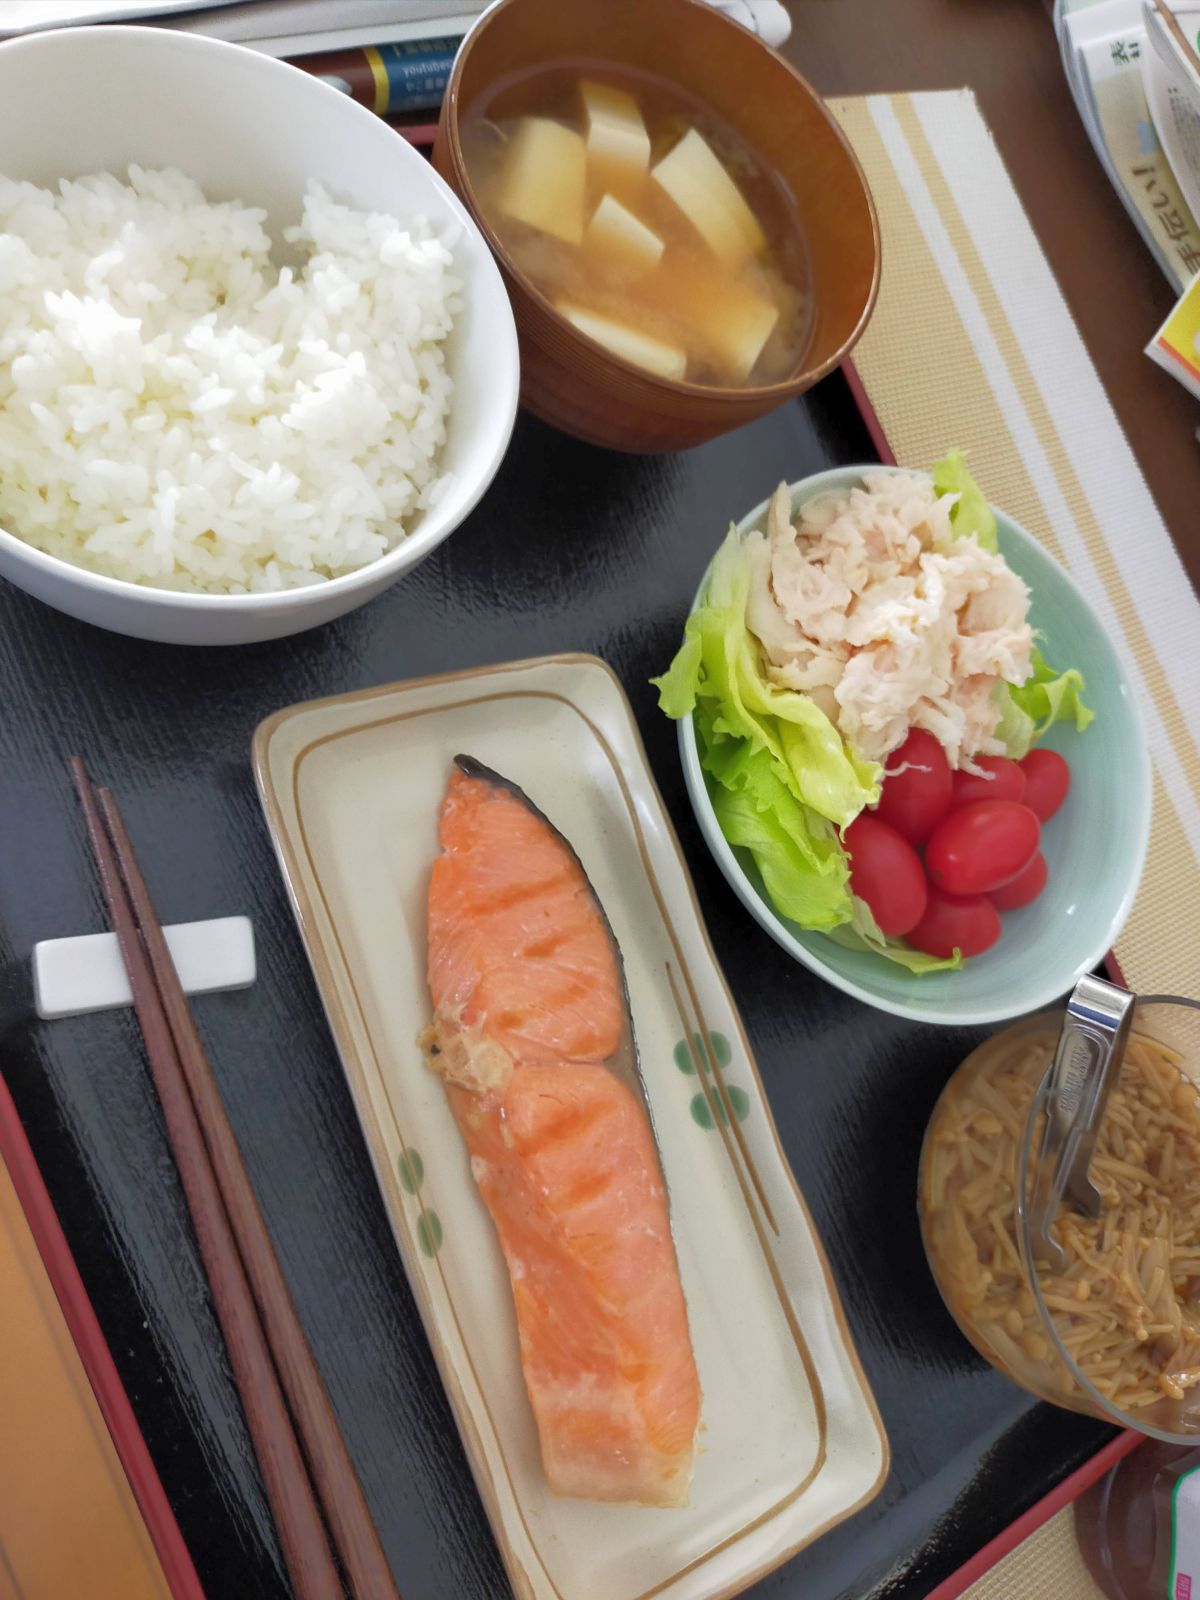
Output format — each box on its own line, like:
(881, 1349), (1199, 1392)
(423, 758), (700, 1507)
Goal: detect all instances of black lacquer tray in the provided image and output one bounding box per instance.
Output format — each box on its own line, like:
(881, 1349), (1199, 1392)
(0, 376), (1113, 1600)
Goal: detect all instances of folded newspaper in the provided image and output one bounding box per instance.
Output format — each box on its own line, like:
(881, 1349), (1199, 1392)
(1058, 0), (1200, 402)
(1141, 1), (1200, 225)
(1056, 0), (1200, 288)
(0, 0), (793, 55)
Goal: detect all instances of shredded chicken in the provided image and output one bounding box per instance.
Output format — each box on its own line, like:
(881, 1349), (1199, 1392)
(745, 472), (1033, 766)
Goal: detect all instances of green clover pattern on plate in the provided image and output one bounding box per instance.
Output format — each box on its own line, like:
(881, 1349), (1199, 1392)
(397, 1147), (443, 1257)
(672, 1030), (750, 1129)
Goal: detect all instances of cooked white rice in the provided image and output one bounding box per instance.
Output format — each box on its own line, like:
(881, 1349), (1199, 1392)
(0, 166), (459, 593)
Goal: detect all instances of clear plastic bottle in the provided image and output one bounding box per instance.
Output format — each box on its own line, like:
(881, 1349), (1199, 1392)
(1075, 1442), (1200, 1600)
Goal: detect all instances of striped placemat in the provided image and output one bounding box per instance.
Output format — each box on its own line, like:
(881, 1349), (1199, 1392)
(832, 89), (1200, 1001)
(957, 1507), (1106, 1600)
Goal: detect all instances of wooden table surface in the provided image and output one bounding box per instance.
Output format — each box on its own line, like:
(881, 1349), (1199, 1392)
(782, 0), (1200, 590)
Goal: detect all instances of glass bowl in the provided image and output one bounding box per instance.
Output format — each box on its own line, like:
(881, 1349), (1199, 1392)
(920, 995), (1200, 1441)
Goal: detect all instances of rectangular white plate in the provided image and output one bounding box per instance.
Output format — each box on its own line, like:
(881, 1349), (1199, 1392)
(253, 653), (888, 1600)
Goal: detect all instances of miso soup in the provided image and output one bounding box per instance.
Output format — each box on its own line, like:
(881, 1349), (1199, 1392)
(460, 63), (814, 388)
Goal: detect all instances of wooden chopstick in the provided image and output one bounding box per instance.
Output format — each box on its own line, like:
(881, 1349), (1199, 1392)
(70, 759), (345, 1600)
(94, 785), (402, 1600)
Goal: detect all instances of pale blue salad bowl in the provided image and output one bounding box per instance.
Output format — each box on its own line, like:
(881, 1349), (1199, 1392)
(677, 464), (1152, 1027)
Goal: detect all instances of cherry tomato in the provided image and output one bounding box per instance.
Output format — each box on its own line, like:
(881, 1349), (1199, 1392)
(843, 814), (928, 937)
(1019, 749), (1070, 821)
(988, 851), (1048, 911)
(950, 757), (1026, 809)
(907, 887), (1001, 959)
(925, 800), (1041, 895)
(875, 729), (953, 845)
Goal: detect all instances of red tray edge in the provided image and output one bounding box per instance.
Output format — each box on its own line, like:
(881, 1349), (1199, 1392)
(923, 1428), (1142, 1600)
(841, 359), (897, 467)
(0, 1071), (207, 1600)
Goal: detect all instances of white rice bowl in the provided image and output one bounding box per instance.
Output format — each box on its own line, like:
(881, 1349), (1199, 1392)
(0, 165), (460, 594)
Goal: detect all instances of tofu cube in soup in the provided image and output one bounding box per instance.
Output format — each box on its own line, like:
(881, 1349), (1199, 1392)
(496, 117), (586, 244)
(584, 194), (665, 272)
(651, 128), (766, 266)
(675, 266), (780, 381)
(581, 80), (651, 185)
(557, 303), (687, 380)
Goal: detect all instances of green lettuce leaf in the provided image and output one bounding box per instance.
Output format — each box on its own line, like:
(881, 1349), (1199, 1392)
(995, 646), (1094, 759)
(931, 448), (997, 552)
(654, 628), (702, 719)
(825, 896), (963, 973)
(992, 681), (1036, 762)
(1009, 646), (1094, 741)
(700, 716), (852, 933)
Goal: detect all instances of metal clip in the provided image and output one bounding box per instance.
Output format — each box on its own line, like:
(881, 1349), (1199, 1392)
(1026, 975), (1135, 1270)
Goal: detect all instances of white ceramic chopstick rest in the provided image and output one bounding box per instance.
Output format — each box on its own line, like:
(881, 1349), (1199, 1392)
(33, 916), (256, 1020)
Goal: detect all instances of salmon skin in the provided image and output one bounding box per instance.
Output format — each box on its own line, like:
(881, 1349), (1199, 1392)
(422, 756), (700, 1507)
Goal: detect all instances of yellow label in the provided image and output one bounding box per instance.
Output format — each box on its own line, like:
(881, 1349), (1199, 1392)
(1150, 270), (1200, 391)
(363, 45), (389, 118)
